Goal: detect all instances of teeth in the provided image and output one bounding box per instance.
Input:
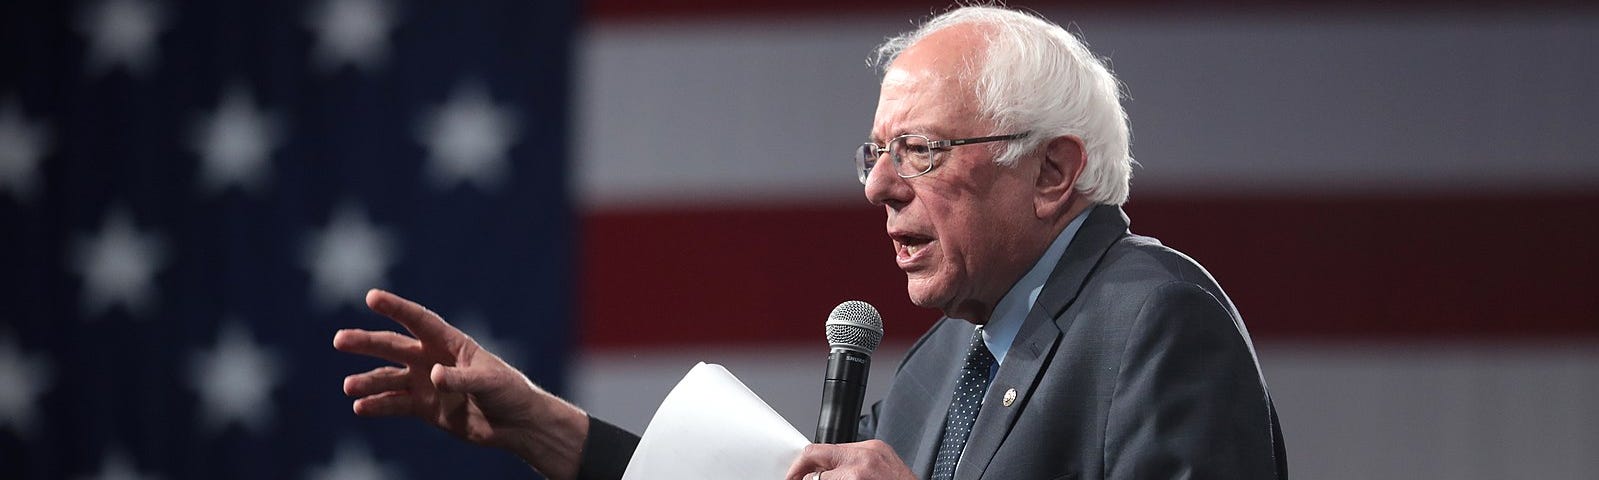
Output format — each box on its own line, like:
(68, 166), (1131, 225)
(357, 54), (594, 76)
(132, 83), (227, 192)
(905, 244), (920, 256)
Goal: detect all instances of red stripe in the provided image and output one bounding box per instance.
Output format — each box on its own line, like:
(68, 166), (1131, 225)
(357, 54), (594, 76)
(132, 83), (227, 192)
(579, 194), (1599, 348)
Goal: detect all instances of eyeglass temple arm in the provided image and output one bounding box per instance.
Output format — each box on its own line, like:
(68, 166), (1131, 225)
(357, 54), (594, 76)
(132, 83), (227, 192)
(938, 132), (1030, 148)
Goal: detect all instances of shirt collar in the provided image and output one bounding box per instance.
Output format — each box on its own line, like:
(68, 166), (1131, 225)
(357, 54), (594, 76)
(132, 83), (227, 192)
(980, 209), (1091, 365)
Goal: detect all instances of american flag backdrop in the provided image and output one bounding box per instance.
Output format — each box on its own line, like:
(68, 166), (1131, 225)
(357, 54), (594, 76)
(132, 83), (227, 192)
(0, 0), (576, 478)
(5, 1), (1599, 479)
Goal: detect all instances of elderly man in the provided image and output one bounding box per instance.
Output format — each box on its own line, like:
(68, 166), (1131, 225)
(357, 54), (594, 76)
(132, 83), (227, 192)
(335, 5), (1285, 480)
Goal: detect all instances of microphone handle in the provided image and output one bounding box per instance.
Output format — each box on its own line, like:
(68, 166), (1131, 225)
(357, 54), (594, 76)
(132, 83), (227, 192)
(816, 349), (871, 443)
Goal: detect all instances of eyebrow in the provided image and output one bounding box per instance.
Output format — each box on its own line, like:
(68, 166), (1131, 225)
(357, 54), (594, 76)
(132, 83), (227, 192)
(870, 125), (938, 143)
(867, 129), (901, 143)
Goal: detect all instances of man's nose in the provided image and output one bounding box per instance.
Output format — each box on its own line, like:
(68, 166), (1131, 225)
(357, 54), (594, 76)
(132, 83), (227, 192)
(864, 155), (912, 208)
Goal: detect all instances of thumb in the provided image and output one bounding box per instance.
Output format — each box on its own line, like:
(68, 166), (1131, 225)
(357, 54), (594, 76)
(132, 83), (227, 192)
(431, 364), (494, 394)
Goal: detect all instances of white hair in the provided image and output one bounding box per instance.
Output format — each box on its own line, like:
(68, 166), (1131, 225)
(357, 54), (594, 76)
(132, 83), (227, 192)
(871, 5), (1134, 205)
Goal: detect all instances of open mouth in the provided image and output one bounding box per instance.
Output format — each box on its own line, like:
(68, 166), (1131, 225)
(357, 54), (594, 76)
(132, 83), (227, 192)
(890, 232), (934, 262)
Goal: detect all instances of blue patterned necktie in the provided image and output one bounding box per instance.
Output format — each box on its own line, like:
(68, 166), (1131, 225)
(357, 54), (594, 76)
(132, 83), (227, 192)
(931, 327), (996, 480)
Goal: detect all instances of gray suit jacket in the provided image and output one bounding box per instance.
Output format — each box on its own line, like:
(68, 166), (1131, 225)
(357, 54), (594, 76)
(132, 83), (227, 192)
(859, 205), (1288, 479)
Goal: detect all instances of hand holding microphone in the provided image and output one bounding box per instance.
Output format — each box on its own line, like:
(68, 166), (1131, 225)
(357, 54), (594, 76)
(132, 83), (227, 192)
(792, 300), (916, 480)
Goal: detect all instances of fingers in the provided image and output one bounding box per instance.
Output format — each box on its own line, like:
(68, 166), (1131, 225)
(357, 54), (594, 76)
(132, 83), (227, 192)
(788, 468), (830, 480)
(333, 329), (429, 365)
(352, 390), (416, 417)
(343, 366), (412, 398)
(364, 289), (462, 349)
(786, 441), (913, 480)
(430, 363), (497, 394)
(786, 444), (836, 480)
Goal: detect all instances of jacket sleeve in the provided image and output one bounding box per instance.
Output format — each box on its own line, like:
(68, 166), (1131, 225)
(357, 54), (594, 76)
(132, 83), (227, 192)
(576, 415), (641, 480)
(856, 399), (882, 441)
(1103, 281), (1283, 479)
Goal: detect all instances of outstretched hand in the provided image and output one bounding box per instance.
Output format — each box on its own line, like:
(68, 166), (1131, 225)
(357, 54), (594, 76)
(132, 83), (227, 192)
(334, 289), (587, 480)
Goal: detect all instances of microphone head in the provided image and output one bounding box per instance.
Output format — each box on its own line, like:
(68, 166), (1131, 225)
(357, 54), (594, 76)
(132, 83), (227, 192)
(826, 301), (884, 354)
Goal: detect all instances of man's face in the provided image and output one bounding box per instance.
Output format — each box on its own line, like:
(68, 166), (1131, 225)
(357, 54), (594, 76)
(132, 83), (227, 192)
(866, 28), (1044, 324)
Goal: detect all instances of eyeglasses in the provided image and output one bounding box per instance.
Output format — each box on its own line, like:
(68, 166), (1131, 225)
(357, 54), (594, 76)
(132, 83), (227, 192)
(855, 132), (1030, 184)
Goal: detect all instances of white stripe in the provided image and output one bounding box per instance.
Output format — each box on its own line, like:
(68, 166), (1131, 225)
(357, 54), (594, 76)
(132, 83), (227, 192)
(575, 13), (1599, 208)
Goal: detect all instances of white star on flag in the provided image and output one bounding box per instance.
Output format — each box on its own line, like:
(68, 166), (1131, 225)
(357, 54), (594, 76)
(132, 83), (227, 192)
(0, 333), (52, 435)
(78, 0), (168, 77)
(417, 82), (520, 191)
(79, 449), (159, 480)
(307, 439), (402, 480)
(0, 99), (51, 202)
(190, 86), (280, 194)
(188, 320), (283, 434)
(308, 0), (398, 72)
(70, 208), (167, 318)
(303, 202), (398, 311)
(455, 312), (525, 369)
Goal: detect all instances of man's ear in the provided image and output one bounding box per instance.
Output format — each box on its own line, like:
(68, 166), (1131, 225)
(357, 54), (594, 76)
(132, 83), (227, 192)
(1035, 135), (1086, 219)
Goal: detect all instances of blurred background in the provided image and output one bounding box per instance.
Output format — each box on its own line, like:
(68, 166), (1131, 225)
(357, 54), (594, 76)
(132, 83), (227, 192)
(2, 0), (1596, 479)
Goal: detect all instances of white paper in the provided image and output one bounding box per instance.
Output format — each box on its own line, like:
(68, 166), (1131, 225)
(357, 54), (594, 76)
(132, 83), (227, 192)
(621, 362), (810, 480)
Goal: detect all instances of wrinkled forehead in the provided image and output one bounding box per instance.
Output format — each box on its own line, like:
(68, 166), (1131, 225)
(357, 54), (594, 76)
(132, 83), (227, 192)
(872, 25), (991, 140)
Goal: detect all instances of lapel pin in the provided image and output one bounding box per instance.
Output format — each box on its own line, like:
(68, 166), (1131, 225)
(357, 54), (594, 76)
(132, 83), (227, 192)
(1003, 387), (1017, 407)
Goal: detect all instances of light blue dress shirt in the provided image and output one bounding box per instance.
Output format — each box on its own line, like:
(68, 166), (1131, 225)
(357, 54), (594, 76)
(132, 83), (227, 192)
(973, 209), (1092, 368)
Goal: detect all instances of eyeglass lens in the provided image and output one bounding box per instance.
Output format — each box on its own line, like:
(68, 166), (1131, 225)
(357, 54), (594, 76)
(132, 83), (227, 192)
(856, 135), (934, 183)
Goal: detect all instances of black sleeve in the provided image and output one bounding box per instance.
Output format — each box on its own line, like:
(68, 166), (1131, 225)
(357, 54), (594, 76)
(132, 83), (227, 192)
(575, 415), (641, 480)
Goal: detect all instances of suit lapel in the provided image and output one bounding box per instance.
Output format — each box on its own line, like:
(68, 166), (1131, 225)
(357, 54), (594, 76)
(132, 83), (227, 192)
(956, 307), (1063, 479)
(953, 205), (1129, 479)
(1033, 205), (1130, 322)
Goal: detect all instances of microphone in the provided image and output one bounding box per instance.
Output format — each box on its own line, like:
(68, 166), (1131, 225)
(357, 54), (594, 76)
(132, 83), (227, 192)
(815, 300), (884, 444)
